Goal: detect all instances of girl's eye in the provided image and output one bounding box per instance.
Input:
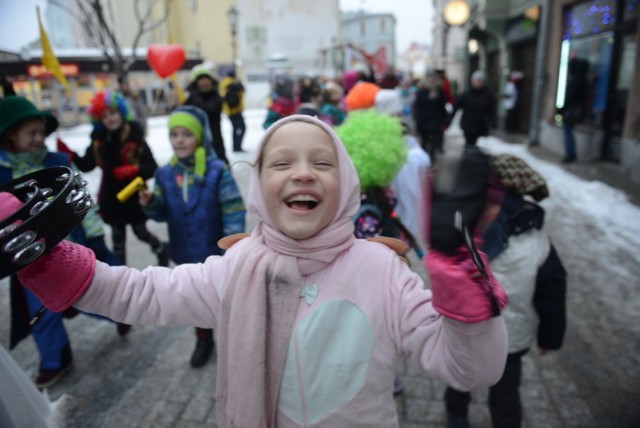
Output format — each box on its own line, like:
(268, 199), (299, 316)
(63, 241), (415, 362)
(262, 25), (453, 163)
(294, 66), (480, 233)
(315, 160), (334, 168)
(272, 161), (290, 168)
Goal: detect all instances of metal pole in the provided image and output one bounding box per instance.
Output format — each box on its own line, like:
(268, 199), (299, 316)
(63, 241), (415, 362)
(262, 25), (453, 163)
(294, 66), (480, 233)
(231, 26), (237, 71)
(528, 0), (551, 145)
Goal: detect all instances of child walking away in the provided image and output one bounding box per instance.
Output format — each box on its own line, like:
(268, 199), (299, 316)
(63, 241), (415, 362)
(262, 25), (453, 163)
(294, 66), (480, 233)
(57, 90), (169, 267)
(0, 96), (130, 389)
(444, 155), (566, 428)
(7, 114), (508, 427)
(318, 80), (346, 126)
(375, 88), (432, 249)
(139, 105), (246, 368)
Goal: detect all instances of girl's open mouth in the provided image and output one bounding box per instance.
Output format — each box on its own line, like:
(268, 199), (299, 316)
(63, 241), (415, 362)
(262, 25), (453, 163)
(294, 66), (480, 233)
(285, 194), (319, 210)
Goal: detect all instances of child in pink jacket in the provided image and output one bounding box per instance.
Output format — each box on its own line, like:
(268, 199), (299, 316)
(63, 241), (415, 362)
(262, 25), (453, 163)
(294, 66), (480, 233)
(5, 115), (508, 427)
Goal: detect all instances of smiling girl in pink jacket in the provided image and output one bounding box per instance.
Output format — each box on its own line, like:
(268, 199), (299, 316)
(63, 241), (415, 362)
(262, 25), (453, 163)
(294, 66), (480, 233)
(6, 115), (508, 427)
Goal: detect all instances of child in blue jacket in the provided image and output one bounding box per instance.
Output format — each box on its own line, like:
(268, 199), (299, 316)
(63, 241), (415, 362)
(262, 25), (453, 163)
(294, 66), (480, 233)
(139, 105), (246, 368)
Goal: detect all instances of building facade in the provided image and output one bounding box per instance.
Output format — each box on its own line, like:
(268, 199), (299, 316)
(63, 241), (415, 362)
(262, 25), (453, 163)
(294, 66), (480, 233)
(437, 0), (640, 183)
(341, 11), (397, 75)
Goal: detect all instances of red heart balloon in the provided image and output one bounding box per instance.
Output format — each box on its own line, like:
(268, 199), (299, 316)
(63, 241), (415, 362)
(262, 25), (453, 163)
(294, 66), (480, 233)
(146, 44), (186, 78)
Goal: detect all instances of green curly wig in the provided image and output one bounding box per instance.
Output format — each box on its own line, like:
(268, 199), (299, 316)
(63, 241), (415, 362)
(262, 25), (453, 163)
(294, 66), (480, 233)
(336, 110), (406, 190)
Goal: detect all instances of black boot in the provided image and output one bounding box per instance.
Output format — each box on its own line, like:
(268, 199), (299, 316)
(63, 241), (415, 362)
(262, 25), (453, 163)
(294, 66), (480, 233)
(154, 242), (170, 267)
(190, 333), (214, 368)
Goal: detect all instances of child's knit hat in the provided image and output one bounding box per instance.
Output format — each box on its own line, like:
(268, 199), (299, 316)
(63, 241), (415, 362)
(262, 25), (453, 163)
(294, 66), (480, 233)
(336, 109), (406, 190)
(344, 81), (380, 111)
(86, 90), (132, 124)
(374, 89), (403, 117)
(167, 105), (215, 178)
(0, 96), (59, 141)
(191, 62), (218, 83)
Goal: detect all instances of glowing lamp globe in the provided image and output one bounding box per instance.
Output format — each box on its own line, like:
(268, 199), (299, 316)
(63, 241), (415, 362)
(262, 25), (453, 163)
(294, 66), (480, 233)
(444, 1), (470, 26)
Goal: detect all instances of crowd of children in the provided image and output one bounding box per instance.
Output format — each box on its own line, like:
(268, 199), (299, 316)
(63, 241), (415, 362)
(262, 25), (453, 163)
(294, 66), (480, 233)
(0, 63), (567, 427)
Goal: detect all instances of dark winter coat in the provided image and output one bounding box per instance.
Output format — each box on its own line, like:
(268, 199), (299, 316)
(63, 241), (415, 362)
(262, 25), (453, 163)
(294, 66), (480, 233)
(562, 57), (590, 125)
(412, 87), (448, 136)
(73, 120), (157, 226)
(452, 87), (495, 136)
(185, 85), (227, 164)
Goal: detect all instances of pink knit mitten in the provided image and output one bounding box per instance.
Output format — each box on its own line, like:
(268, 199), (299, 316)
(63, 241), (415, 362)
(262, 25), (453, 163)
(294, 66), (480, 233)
(17, 239), (96, 312)
(425, 246), (507, 323)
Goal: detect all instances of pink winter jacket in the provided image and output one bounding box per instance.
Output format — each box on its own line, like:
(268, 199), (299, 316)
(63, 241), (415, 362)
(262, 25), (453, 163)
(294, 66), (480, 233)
(76, 238), (507, 427)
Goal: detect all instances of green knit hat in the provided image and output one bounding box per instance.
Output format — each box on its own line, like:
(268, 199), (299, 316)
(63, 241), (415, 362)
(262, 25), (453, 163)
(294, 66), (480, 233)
(0, 96), (59, 140)
(168, 111), (204, 145)
(168, 106), (213, 179)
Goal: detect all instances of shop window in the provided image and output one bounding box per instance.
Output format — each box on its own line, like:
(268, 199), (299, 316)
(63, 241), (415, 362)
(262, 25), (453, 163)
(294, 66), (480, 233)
(563, 0), (617, 39)
(624, 0), (638, 21)
(556, 32), (614, 127)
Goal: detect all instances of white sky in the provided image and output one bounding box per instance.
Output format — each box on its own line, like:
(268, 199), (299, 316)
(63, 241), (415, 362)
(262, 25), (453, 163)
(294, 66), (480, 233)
(1, 0), (433, 54)
(339, 0), (434, 52)
(0, 0), (44, 51)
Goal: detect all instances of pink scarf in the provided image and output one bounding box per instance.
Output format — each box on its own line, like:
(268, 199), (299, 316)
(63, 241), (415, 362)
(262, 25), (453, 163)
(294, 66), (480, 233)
(216, 115), (361, 427)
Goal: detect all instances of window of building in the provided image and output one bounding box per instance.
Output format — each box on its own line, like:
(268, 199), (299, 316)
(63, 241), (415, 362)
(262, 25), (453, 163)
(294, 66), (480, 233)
(380, 17), (386, 32)
(557, 0), (620, 126)
(624, 0), (638, 20)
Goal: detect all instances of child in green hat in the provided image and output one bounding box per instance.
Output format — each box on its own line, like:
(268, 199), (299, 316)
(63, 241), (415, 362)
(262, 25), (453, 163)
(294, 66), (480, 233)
(0, 96), (130, 389)
(139, 105), (246, 368)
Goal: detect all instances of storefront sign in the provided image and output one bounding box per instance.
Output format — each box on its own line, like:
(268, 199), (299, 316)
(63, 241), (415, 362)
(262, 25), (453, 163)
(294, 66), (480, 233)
(506, 6), (540, 43)
(27, 64), (80, 78)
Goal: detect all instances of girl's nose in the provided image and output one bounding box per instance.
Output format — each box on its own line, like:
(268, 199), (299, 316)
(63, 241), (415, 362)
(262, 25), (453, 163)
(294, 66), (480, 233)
(292, 163), (316, 181)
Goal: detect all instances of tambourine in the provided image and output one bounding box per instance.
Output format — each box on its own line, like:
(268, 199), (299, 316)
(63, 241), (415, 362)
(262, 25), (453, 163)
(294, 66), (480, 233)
(0, 166), (94, 279)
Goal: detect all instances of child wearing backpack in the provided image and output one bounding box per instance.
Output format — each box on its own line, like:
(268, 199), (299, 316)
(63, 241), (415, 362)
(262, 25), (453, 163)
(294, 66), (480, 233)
(443, 155), (566, 428)
(220, 70), (246, 153)
(138, 105), (246, 368)
(5, 114), (508, 427)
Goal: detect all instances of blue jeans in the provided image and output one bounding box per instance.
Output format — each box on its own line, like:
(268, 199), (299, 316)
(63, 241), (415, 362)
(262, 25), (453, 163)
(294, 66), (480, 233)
(24, 288), (70, 371)
(562, 122), (576, 159)
(229, 113), (246, 151)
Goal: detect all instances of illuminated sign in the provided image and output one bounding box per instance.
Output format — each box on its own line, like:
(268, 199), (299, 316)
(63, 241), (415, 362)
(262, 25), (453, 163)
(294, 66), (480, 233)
(27, 64), (80, 78)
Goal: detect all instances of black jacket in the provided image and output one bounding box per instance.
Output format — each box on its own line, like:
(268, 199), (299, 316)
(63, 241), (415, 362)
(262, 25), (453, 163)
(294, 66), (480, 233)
(185, 84), (227, 164)
(74, 120), (157, 226)
(452, 87), (495, 136)
(412, 87), (448, 136)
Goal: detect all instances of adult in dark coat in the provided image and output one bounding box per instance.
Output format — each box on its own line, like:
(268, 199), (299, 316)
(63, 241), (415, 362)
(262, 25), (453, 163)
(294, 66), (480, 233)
(560, 55), (590, 162)
(451, 70), (496, 146)
(412, 71), (449, 160)
(185, 64), (228, 164)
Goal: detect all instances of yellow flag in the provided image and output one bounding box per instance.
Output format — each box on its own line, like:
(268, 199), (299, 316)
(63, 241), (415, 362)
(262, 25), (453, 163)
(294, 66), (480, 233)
(170, 73), (186, 105)
(37, 6), (70, 94)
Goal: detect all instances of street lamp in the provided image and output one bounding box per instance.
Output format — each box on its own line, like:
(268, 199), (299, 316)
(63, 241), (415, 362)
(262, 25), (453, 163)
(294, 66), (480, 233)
(226, 5), (239, 71)
(443, 0), (470, 27)
(441, 1), (470, 65)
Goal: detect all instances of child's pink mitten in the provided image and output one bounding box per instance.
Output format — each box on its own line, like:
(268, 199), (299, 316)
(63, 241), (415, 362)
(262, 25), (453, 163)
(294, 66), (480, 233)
(425, 247), (508, 323)
(17, 239), (96, 312)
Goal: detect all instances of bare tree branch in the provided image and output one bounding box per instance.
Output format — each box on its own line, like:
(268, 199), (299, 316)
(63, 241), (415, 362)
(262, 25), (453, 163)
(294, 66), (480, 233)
(49, 0), (173, 80)
(124, 0), (173, 73)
